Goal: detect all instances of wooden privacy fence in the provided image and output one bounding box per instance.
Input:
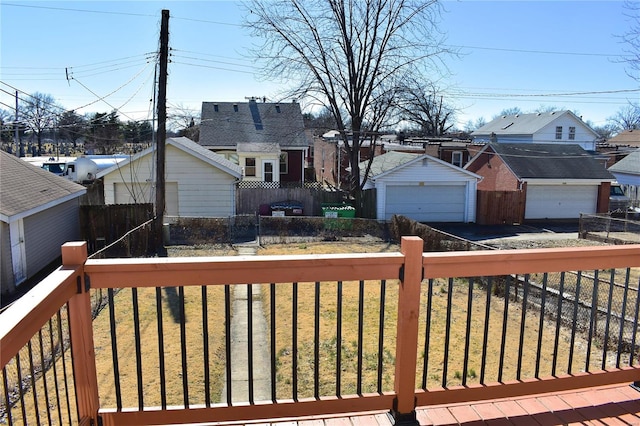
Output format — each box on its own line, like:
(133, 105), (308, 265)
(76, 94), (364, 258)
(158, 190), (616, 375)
(237, 186), (345, 216)
(476, 190), (525, 225)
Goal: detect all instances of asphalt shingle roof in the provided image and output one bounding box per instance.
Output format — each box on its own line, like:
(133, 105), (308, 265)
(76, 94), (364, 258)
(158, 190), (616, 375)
(1, 151), (86, 219)
(609, 149), (640, 175)
(361, 151), (421, 178)
(199, 101), (309, 148)
(472, 111), (588, 136)
(486, 143), (614, 180)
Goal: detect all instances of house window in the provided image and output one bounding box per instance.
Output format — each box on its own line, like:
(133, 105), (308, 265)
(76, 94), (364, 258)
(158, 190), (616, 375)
(245, 157), (256, 176)
(280, 152), (288, 174)
(264, 161), (274, 182)
(569, 126), (576, 140)
(555, 126), (563, 140)
(452, 151), (463, 167)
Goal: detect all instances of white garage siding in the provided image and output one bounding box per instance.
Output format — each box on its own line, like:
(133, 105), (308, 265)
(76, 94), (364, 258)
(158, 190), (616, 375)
(382, 183), (469, 222)
(525, 184), (598, 219)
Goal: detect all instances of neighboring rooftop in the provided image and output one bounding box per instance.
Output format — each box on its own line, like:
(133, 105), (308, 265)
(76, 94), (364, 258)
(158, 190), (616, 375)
(472, 110), (596, 137)
(608, 129), (640, 147)
(1, 150), (86, 220)
(609, 148), (640, 175)
(482, 143), (614, 180)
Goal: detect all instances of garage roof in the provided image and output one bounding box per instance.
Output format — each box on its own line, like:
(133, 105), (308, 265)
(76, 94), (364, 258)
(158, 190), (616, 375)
(481, 143), (614, 180)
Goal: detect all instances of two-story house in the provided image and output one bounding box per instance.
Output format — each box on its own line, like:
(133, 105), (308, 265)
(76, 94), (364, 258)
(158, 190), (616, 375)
(471, 110), (600, 151)
(199, 99), (310, 184)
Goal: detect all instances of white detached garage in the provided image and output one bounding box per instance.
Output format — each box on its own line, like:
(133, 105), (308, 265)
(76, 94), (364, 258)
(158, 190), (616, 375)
(361, 152), (480, 222)
(98, 137), (242, 218)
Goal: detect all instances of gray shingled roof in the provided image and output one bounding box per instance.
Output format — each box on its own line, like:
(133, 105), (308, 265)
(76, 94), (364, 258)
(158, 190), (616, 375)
(471, 111), (595, 137)
(360, 151), (421, 178)
(96, 137), (242, 178)
(1, 150), (86, 220)
(486, 143), (614, 180)
(199, 101), (309, 148)
(609, 149), (640, 175)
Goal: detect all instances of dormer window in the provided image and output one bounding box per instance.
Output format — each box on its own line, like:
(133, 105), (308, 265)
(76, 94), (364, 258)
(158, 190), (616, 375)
(555, 126), (562, 140)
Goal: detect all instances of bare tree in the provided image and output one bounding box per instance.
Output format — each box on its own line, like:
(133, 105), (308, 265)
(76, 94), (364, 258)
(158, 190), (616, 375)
(246, 0), (450, 212)
(608, 102), (640, 131)
(19, 92), (60, 156)
(396, 79), (457, 136)
(620, 0), (640, 81)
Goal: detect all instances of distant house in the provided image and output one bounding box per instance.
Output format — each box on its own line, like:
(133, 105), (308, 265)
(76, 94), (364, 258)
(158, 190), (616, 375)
(465, 143), (614, 220)
(607, 129), (640, 149)
(199, 99), (310, 184)
(1, 151), (86, 297)
(471, 111), (600, 151)
(361, 151), (480, 222)
(97, 137), (242, 218)
(608, 148), (640, 205)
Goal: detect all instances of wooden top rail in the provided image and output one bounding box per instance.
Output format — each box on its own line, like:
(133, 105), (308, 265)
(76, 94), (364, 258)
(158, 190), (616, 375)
(84, 253), (405, 289)
(422, 244), (640, 279)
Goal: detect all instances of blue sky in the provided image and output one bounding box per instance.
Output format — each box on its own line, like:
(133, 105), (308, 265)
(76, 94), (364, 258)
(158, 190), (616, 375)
(0, 1), (637, 130)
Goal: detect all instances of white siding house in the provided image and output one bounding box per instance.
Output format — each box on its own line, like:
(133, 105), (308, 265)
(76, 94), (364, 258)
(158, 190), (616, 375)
(362, 152), (480, 222)
(471, 110), (600, 151)
(1, 151), (86, 297)
(98, 137), (242, 218)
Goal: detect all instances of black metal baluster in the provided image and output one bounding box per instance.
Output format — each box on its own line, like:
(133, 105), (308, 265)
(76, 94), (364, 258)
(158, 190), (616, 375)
(480, 277), (492, 384)
(27, 340), (40, 425)
(48, 318), (63, 425)
(15, 353), (26, 424)
(37, 329), (52, 425)
(57, 308), (73, 424)
(602, 269), (616, 370)
(568, 272), (582, 374)
(586, 270), (599, 371)
(248, 284), (255, 404)
(202, 286), (211, 406)
(377, 280), (387, 393)
(225, 285), (232, 404)
(178, 286), (189, 407)
(630, 277), (640, 367)
(270, 283), (277, 402)
(131, 288), (144, 409)
(336, 281), (343, 396)
(498, 276), (511, 383)
(314, 282), (320, 399)
(442, 278), (454, 387)
(292, 282), (298, 402)
(2, 366), (13, 426)
(155, 287), (167, 409)
(107, 288), (122, 410)
(462, 278), (474, 386)
(616, 269), (631, 368)
(552, 272), (565, 376)
(516, 275), (530, 380)
(422, 279), (434, 389)
(357, 280), (365, 395)
(535, 273), (548, 378)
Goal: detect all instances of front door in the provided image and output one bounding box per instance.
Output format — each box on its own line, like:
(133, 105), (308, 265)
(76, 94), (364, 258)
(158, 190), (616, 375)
(10, 220), (27, 285)
(262, 160), (276, 182)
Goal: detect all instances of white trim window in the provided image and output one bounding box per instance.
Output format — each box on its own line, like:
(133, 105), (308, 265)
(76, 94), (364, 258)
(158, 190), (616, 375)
(245, 157), (256, 177)
(279, 152), (288, 174)
(555, 126), (563, 140)
(452, 151), (463, 167)
(569, 126), (576, 140)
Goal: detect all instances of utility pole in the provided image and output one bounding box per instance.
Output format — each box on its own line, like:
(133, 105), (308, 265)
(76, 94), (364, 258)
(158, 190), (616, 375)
(154, 9), (169, 255)
(15, 91), (23, 157)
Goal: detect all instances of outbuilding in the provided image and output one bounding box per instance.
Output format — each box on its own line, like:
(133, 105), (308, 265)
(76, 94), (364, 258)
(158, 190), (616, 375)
(98, 137), (242, 218)
(361, 151), (480, 222)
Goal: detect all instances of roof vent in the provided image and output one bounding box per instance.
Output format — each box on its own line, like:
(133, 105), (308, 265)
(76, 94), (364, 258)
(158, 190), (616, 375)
(214, 104), (219, 112)
(550, 111), (555, 115)
(233, 104), (238, 112)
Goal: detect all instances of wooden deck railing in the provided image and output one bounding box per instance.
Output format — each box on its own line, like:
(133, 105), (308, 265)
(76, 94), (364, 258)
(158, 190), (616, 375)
(1, 238), (640, 426)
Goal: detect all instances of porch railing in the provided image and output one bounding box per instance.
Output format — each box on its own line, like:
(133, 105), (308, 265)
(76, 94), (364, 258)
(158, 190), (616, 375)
(1, 238), (639, 425)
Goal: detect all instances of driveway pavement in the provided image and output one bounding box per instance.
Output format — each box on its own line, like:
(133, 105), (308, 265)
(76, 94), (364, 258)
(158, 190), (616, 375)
(431, 221), (579, 243)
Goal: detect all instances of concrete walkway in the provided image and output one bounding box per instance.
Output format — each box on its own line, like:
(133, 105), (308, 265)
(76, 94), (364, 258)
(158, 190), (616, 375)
(221, 244), (272, 404)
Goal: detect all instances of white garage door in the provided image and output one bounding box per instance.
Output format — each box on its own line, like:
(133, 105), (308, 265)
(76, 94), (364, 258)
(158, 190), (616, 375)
(525, 185), (598, 219)
(385, 184), (466, 222)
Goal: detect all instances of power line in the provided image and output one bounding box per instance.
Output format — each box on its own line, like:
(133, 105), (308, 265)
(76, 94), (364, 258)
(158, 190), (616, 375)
(446, 44), (631, 58)
(2, 2), (156, 18)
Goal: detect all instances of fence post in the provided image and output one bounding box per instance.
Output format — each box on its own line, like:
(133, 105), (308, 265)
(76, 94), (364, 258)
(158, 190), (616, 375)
(63, 242), (100, 424)
(391, 236), (423, 425)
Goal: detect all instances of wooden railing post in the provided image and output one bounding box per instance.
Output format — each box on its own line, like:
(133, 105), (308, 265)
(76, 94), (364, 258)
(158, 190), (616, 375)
(63, 242), (100, 424)
(391, 236), (423, 425)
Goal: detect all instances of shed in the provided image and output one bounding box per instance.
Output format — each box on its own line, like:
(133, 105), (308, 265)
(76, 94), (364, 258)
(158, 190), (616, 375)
(608, 148), (640, 204)
(97, 137), (242, 218)
(361, 152), (480, 222)
(465, 143), (614, 220)
(1, 151), (86, 296)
